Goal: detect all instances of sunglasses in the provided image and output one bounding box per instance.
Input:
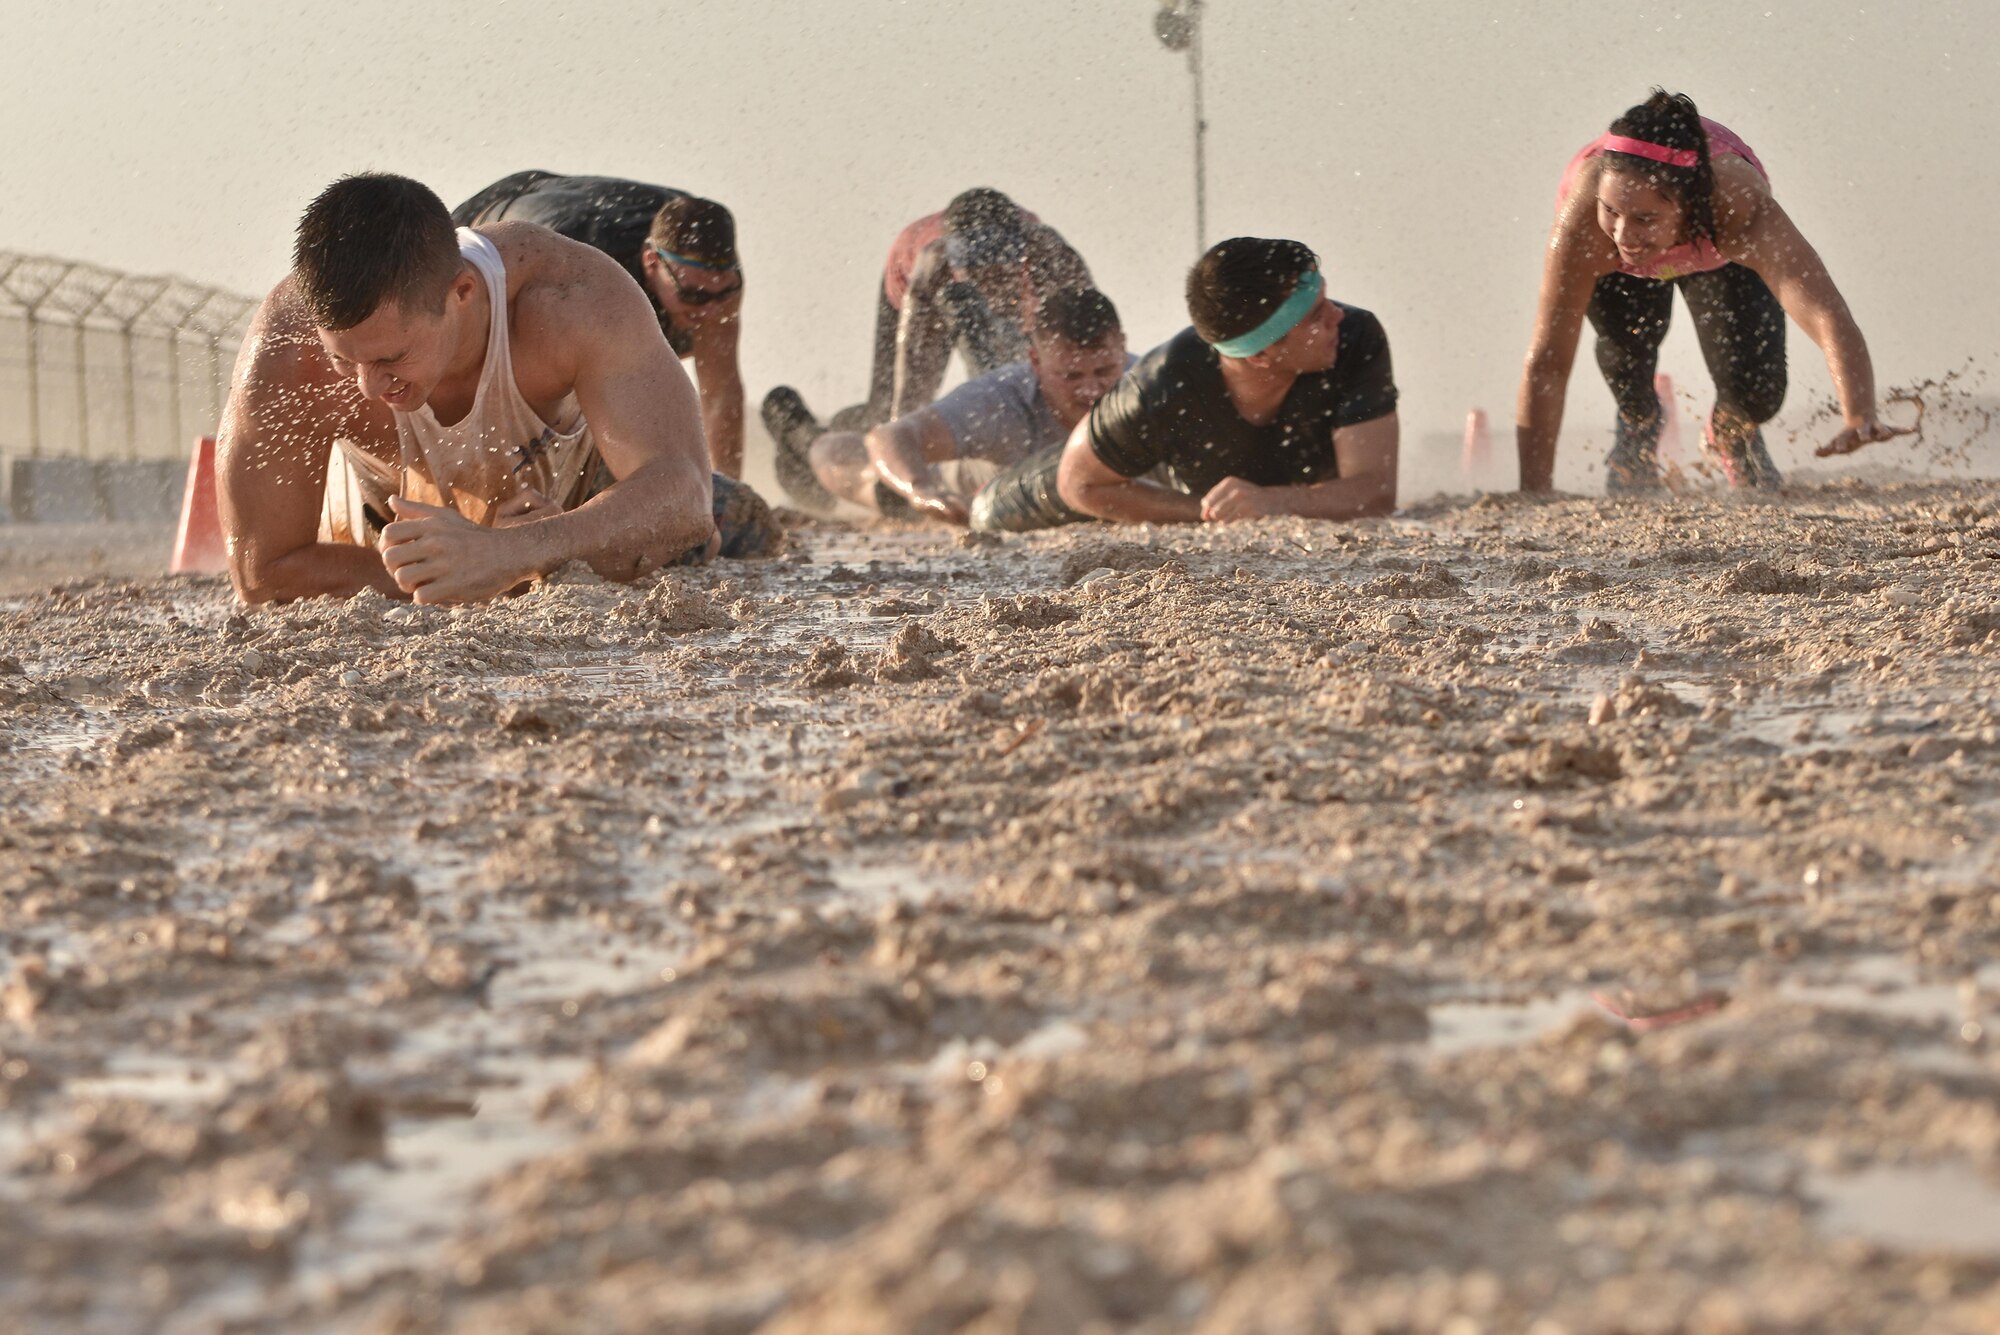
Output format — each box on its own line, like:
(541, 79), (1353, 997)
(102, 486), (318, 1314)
(652, 246), (742, 306)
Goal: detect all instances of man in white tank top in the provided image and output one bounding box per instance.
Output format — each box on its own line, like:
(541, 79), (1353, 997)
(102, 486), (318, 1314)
(217, 173), (775, 605)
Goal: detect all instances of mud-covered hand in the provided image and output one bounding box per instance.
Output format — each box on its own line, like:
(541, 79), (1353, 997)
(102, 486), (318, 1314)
(380, 496), (539, 604)
(909, 484), (971, 526)
(1815, 418), (1915, 458)
(1200, 477), (1285, 523)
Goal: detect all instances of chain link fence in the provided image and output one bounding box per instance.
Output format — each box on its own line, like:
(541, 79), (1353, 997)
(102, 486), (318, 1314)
(0, 251), (255, 462)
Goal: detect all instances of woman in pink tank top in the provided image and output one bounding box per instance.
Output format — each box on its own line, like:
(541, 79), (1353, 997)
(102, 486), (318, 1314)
(1515, 90), (1909, 494)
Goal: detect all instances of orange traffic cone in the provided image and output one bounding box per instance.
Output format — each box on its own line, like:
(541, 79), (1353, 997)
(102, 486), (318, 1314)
(1460, 408), (1492, 478)
(171, 435), (228, 575)
(1654, 374), (1681, 463)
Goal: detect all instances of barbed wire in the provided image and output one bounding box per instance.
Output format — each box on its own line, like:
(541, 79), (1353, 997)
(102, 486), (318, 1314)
(0, 251), (254, 460)
(0, 251), (256, 338)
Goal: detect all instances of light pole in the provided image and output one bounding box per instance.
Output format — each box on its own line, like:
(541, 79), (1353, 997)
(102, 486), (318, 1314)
(1153, 0), (1207, 255)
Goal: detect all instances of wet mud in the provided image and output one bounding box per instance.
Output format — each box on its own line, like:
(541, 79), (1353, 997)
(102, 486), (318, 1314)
(5, 478), (2000, 1333)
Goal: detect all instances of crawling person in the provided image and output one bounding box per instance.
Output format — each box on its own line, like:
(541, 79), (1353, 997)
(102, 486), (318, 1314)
(762, 187), (1095, 495)
(1517, 89), (1909, 493)
(217, 173), (777, 606)
(452, 172), (748, 478)
(783, 289), (1132, 523)
(972, 236), (1399, 532)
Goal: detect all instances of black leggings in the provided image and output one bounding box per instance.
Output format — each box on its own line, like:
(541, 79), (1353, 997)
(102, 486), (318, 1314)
(1589, 263), (1787, 432)
(828, 286), (903, 432)
(967, 446), (1186, 534)
(968, 445), (1092, 533)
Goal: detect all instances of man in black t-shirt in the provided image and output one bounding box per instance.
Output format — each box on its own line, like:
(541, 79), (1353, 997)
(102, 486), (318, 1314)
(972, 236), (1399, 532)
(453, 172), (747, 477)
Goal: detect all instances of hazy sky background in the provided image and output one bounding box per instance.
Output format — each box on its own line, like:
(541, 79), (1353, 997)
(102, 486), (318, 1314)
(5, 0), (1996, 493)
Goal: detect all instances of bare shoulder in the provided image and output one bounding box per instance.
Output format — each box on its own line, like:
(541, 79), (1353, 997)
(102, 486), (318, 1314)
(482, 222), (633, 306)
(1552, 155), (1604, 233)
(1712, 154), (1776, 241)
(481, 221), (651, 340)
(1546, 162), (1617, 279)
(244, 278), (317, 369)
(479, 223), (672, 414)
(235, 276), (344, 397)
(220, 276), (383, 475)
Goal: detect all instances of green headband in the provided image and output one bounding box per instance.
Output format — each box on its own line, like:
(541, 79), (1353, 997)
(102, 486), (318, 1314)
(1209, 269), (1323, 358)
(652, 245), (736, 273)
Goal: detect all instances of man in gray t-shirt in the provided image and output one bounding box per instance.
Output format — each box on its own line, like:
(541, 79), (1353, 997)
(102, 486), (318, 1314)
(784, 290), (1132, 524)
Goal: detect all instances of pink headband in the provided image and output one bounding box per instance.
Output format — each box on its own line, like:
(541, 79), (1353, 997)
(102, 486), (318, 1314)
(1602, 134), (1699, 169)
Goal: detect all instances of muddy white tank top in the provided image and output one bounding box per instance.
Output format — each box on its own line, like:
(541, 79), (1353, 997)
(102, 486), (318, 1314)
(372, 228), (597, 523)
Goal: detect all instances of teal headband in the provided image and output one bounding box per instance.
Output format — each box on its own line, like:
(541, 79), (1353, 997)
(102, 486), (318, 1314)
(1209, 269), (1324, 359)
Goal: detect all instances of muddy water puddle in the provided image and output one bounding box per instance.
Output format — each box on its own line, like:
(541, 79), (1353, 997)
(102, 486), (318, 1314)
(821, 859), (965, 911)
(64, 1052), (246, 1106)
(176, 1056), (592, 1331)
(475, 911), (685, 1011)
(163, 911), (664, 1326)
(1420, 983), (1721, 1052)
(1782, 953), (2000, 1039)
(902, 1017), (1094, 1091)
(291, 1056), (587, 1303)
(4, 703), (121, 754)
(1810, 1161), (2000, 1256)
(27, 575), (992, 1322)
(1424, 952), (2000, 1059)
(1425, 990), (1600, 1054)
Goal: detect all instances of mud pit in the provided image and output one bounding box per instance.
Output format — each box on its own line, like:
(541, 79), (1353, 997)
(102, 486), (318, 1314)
(5, 479), (2000, 1334)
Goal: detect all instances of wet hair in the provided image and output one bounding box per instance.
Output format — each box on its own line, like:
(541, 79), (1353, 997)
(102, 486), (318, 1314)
(292, 173), (461, 331)
(941, 187), (1024, 239)
(1602, 89), (1717, 245)
(1184, 237), (1319, 344)
(647, 195), (738, 269)
(1033, 288), (1121, 347)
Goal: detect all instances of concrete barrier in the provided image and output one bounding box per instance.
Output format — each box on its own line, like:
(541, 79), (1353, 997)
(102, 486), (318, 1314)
(102, 460), (184, 523)
(3, 456), (102, 522)
(2, 457), (185, 523)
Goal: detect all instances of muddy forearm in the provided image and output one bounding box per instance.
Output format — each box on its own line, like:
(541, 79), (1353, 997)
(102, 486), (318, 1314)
(692, 338), (744, 478)
(890, 294), (950, 420)
(1812, 305), (1881, 428)
(1515, 353), (1570, 492)
(700, 378), (744, 479)
(236, 543), (405, 605)
(518, 459), (714, 582)
(1066, 477), (1203, 525)
(864, 419), (934, 501)
(1275, 473), (1397, 521)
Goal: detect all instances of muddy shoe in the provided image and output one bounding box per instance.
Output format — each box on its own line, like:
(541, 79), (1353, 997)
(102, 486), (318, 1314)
(1707, 416), (1784, 490)
(1739, 429), (1784, 489)
(1604, 415), (1664, 494)
(760, 385), (837, 513)
(712, 474), (783, 558)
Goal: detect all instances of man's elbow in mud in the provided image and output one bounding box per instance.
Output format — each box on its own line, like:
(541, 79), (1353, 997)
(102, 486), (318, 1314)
(594, 460), (723, 579)
(1352, 466), (1399, 519)
(227, 528), (405, 607)
(227, 545), (289, 607)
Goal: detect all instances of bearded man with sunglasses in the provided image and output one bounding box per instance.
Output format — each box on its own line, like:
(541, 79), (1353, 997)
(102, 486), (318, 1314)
(453, 171), (747, 477)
